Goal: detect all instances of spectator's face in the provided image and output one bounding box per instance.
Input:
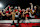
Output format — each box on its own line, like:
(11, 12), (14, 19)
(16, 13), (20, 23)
(18, 6), (21, 10)
(18, 6), (20, 9)
(27, 8), (29, 10)
(14, 6), (17, 9)
(22, 9), (25, 12)
(23, 9), (25, 12)
(26, 8), (29, 11)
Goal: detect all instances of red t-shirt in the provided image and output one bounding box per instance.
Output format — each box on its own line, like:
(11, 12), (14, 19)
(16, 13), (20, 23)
(9, 7), (11, 9)
(25, 14), (29, 17)
(19, 10), (22, 14)
(15, 9), (18, 12)
(19, 10), (21, 13)
(6, 11), (9, 13)
(6, 11), (12, 14)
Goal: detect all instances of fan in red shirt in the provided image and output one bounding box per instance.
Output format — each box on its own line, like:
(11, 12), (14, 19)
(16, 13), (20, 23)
(18, 6), (22, 14)
(25, 8), (30, 19)
(6, 6), (12, 20)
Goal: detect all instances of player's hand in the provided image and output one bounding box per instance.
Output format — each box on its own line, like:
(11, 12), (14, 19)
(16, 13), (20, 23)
(29, 3), (32, 5)
(11, 6), (13, 8)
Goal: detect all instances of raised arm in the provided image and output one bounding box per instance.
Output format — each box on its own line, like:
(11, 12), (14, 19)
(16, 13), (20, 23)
(29, 3), (33, 10)
(1, 12), (5, 16)
(5, 5), (10, 10)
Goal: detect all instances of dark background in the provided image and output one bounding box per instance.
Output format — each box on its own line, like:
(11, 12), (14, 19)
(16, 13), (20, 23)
(0, 0), (40, 9)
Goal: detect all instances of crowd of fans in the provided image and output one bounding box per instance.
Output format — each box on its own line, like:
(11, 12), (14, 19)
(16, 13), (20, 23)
(0, 3), (40, 20)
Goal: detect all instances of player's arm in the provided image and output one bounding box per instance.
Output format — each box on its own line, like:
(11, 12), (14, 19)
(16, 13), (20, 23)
(5, 5), (10, 10)
(29, 3), (33, 10)
(1, 12), (5, 16)
(0, 11), (5, 16)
